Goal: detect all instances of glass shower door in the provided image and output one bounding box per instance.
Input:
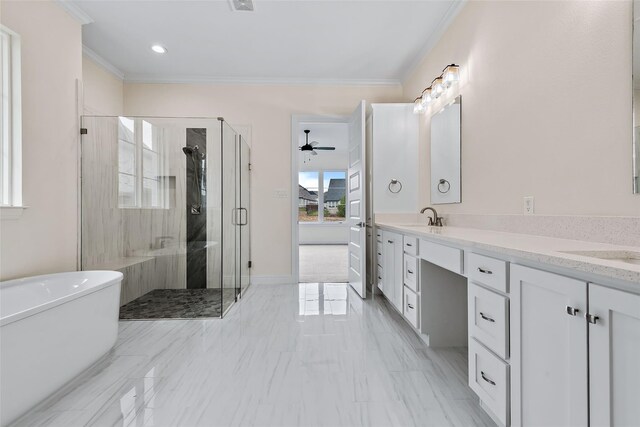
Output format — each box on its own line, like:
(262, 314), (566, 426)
(238, 135), (251, 297)
(221, 121), (238, 315)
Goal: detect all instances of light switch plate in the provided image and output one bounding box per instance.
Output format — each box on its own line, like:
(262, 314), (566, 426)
(274, 189), (288, 199)
(523, 196), (534, 215)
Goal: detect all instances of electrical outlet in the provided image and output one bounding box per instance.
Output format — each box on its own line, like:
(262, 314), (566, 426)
(523, 196), (535, 215)
(274, 189), (288, 199)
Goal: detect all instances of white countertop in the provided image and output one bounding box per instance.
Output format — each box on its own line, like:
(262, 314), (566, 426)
(375, 222), (640, 286)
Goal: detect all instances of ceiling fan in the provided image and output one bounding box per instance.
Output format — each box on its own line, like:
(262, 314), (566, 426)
(299, 129), (336, 156)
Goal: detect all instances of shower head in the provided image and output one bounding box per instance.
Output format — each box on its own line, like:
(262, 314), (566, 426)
(182, 145), (205, 159)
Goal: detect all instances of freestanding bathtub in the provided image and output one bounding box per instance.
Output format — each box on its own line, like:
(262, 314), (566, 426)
(0, 271), (122, 426)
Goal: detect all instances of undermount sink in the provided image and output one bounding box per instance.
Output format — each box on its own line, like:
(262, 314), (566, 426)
(560, 250), (640, 266)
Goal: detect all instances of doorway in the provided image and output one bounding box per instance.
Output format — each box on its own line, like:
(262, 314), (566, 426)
(296, 122), (349, 283)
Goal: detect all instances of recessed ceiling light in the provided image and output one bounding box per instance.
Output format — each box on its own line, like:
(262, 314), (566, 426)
(151, 45), (167, 54)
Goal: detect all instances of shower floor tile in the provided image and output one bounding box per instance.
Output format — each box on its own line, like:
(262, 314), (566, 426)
(119, 289), (238, 320)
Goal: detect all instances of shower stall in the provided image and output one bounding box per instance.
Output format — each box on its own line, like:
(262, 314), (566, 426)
(80, 116), (250, 318)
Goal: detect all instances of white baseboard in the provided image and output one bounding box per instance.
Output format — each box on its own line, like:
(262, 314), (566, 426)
(250, 275), (297, 285)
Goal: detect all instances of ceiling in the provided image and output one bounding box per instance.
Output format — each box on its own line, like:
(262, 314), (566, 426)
(71, 0), (464, 84)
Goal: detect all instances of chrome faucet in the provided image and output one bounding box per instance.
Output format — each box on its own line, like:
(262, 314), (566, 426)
(420, 207), (443, 227)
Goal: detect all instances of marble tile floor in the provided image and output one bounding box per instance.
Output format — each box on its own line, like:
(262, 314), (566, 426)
(299, 245), (349, 283)
(13, 283), (495, 427)
(119, 289), (239, 320)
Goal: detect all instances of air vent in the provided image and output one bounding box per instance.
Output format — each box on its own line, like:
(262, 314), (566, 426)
(229, 0), (254, 11)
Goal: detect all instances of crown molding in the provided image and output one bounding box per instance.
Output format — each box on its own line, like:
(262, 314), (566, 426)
(82, 45), (125, 80)
(54, 0), (94, 25)
(123, 74), (401, 87)
(400, 0), (467, 84)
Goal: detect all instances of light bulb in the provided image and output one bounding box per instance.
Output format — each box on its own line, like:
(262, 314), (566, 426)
(420, 87), (432, 108)
(443, 64), (460, 88)
(432, 76), (444, 98)
(151, 44), (167, 54)
(413, 98), (425, 114)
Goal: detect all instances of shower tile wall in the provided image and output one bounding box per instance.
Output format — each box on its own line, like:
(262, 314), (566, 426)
(81, 117), (188, 305)
(186, 129), (207, 289)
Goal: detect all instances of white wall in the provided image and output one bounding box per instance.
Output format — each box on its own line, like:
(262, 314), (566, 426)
(124, 83), (402, 280)
(404, 0), (640, 217)
(0, 0), (82, 280)
(82, 55), (123, 116)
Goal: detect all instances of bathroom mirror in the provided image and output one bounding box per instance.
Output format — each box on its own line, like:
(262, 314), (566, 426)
(634, 0), (640, 193)
(430, 95), (461, 204)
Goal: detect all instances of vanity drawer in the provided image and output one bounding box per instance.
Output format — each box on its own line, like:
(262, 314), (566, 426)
(403, 235), (418, 256)
(403, 286), (419, 329)
(469, 338), (509, 426)
(404, 254), (418, 293)
(419, 240), (463, 274)
(468, 253), (508, 293)
(468, 282), (509, 359)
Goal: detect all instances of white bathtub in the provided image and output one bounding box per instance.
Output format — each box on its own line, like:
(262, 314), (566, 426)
(0, 271), (122, 426)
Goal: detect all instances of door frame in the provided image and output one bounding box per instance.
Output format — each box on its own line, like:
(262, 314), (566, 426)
(290, 114), (349, 284)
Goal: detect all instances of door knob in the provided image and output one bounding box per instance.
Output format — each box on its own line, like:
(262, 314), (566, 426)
(356, 222), (365, 227)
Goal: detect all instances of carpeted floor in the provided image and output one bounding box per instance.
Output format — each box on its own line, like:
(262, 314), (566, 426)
(119, 288), (238, 320)
(299, 244), (349, 283)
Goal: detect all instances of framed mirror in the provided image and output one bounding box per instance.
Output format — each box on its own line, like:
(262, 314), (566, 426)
(634, 1), (639, 193)
(430, 95), (461, 204)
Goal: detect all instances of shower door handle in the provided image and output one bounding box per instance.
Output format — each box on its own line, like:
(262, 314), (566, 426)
(239, 208), (248, 226)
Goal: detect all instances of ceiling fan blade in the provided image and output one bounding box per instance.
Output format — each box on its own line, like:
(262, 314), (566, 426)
(311, 150), (318, 156)
(310, 141), (319, 147)
(313, 147), (336, 150)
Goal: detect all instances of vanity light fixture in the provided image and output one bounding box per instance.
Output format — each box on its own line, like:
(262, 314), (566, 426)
(413, 64), (460, 114)
(420, 87), (433, 108)
(443, 64), (460, 88)
(151, 44), (167, 54)
(432, 76), (445, 99)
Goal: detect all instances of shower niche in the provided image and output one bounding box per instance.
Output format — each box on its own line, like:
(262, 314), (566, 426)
(80, 116), (250, 318)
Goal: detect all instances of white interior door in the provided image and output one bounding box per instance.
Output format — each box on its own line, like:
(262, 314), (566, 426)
(347, 100), (366, 298)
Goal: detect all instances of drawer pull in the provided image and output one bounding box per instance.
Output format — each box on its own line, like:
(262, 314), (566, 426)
(406, 243), (413, 247)
(388, 240), (394, 244)
(477, 267), (493, 275)
(479, 312), (495, 323)
(566, 306), (580, 316)
(407, 269), (414, 275)
(377, 252), (382, 256)
(407, 303), (414, 310)
(378, 276), (382, 280)
(481, 371), (496, 386)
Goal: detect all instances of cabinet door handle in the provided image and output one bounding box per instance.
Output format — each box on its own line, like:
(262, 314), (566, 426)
(407, 303), (414, 310)
(477, 267), (493, 275)
(480, 371), (496, 386)
(479, 312), (495, 323)
(406, 243), (412, 247)
(586, 313), (600, 324)
(388, 240), (393, 243)
(566, 306), (580, 316)
(407, 269), (414, 275)
(378, 276), (382, 280)
(377, 252), (382, 256)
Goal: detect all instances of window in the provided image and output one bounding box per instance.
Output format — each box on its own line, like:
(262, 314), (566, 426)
(0, 25), (22, 208)
(118, 117), (168, 209)
(298, 170), (346, 223)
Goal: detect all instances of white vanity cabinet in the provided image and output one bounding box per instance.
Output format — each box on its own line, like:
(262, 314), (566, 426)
(375, 223), (640, 427)
(510, 265), (588, 427)
(510, 265), (640, 427)
(588, 284), (640, 426)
